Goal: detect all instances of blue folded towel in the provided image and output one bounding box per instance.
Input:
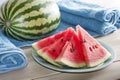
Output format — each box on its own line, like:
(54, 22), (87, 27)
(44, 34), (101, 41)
(57, 0), (120, 36)
(57, 0), (120, 25)
(60, 11), (117, 37)
(115, 17), (120, 28)
(0, 31), (28, 73)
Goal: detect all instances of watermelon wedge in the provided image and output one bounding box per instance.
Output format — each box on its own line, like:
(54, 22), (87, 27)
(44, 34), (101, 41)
(76, 25), (111, 67)
(56, 30), (86, 68)
(37, 37), (65, 66)
(32, 29), (68, 51)
(32, 27), (75, 66)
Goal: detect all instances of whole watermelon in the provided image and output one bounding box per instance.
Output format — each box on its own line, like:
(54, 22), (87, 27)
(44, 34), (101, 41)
(0, 0), (60, 41)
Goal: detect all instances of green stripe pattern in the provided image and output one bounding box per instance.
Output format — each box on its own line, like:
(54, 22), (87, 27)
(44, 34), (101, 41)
(0, 0), (60, 41)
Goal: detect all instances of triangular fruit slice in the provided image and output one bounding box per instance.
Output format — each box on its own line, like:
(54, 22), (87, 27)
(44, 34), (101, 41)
(37, 37), (66, 66)
(32, 28), (68, 51)
(56, 30), (86, 68)
(76, 25), (111, 67)
(32, 27), (75, 66)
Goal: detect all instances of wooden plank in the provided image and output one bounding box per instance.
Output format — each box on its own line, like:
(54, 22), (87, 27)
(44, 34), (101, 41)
(33, 61), (120, 80)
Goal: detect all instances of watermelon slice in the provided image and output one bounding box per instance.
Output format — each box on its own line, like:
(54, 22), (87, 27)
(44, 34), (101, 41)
(32, 29), (68, 51)
(76, 25), (111, 67)
(56, 30), (86, 68)
(32, 27), (75, 66)
(37, 37), (65, 66)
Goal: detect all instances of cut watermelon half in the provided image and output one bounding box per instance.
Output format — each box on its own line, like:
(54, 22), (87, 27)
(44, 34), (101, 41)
(76, 25), (111, 67)
(32, 27), (75, 66)
(56, 31), (86, 68)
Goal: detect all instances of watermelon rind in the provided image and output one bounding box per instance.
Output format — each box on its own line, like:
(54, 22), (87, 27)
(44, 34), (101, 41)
(87, 47), (111, 67)
(56, 58), (86, 68)
(32, 45), (62, 67)
(32, 42), (40, 51)
(37, 49), (62, 67)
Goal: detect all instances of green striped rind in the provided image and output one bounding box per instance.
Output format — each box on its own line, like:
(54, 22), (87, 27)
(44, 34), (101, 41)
(0, 8), (4, 22)
(3, 18), (60, 40)
(6, 0), (18, 19)
(12, 1), (51, 20)
(1, 3), (7, 21)
(9, 0), (34, 20)
(0, 0), (60, 41)
(13, 17), (60, 31)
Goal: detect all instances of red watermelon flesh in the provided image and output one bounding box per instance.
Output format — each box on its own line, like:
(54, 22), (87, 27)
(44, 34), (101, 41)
(32, 37), (55, 51)
(56, 30), (86, 68)
(37, 37), (66, 66)
(35, 27), (75, 66)
(76, 25), (111, 67)
(32, 27), (73, 51)
(32, 28), (68, 51)
(41, 37), (67, 60)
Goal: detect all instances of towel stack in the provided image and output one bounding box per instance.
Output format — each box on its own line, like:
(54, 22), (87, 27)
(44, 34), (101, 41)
(57, 0), (120, 37)
(115, 17), (120, 28)
(0, 31), (28, 73)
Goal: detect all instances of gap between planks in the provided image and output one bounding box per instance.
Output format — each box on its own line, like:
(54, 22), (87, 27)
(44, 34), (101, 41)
(31, 72), (61, 80)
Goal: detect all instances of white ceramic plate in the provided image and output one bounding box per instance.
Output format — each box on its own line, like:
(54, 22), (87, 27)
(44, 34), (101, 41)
(31, 40), (115, 73)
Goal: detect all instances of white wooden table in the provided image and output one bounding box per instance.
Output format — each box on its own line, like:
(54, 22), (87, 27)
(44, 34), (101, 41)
(0, 29), (120, 80)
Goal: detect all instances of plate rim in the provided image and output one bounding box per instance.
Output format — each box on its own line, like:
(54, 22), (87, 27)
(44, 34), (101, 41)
(31, 40), (116, 73)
